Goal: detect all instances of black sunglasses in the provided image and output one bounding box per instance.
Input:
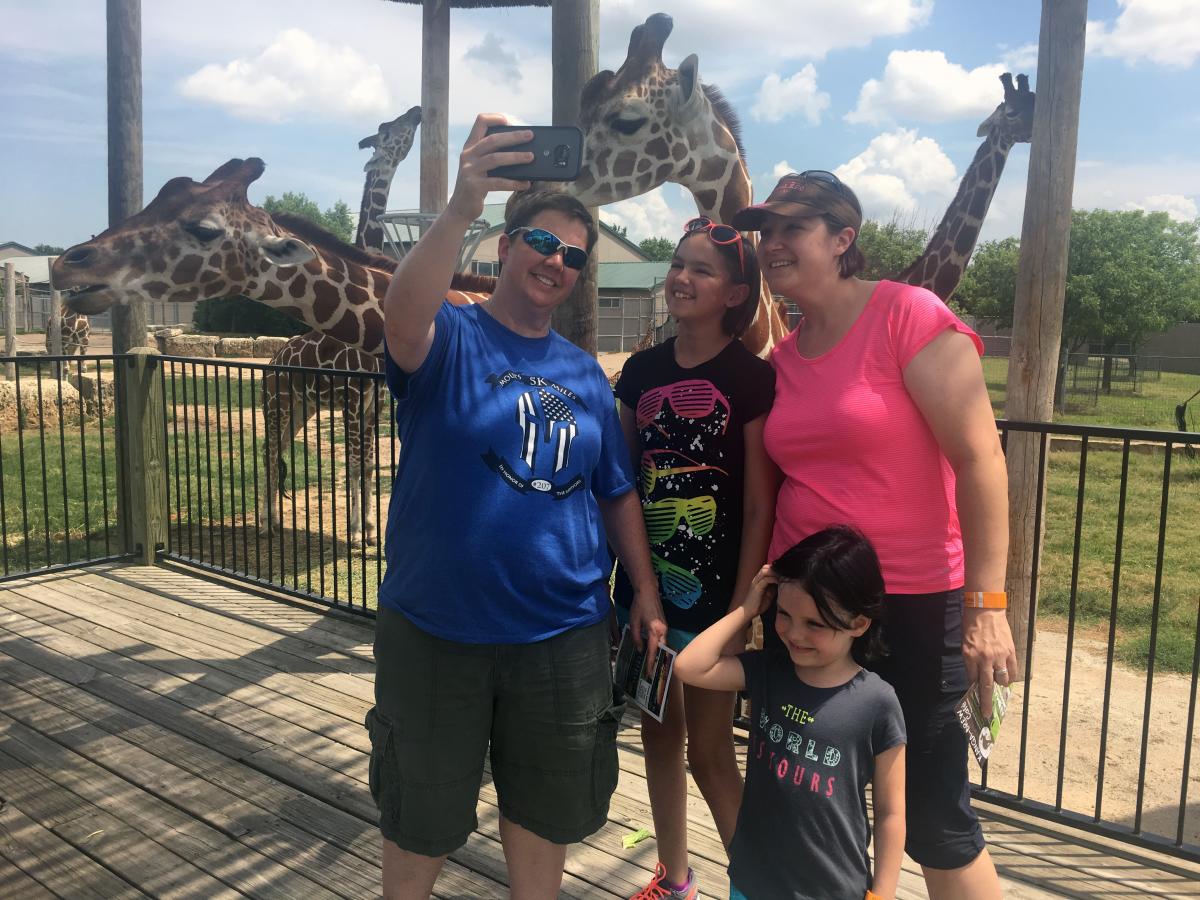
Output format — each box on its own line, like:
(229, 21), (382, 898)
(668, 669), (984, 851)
(507, 227), (589, 271)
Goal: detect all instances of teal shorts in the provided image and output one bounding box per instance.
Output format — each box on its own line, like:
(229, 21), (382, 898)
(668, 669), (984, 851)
(614, 603), (699, 652)
(366, 606), (626, 856)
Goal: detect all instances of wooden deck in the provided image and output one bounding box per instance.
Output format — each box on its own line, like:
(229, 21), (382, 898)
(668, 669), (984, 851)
(1, 565), (1198, 899)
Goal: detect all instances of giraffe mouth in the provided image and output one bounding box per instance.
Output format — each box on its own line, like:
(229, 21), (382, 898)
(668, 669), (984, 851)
(62, 284), (114, 315)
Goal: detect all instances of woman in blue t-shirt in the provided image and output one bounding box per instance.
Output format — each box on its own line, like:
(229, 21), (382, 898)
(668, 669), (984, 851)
(365, 114), (667, 900)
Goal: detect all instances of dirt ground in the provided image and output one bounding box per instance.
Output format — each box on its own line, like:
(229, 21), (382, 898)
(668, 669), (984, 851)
(979, 625), (1199, 846)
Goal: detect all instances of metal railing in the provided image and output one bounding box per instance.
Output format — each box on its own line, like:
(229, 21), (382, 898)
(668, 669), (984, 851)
(978, 420), (1200, 860)
(0, 354), (132, 581)
(156, 355), (389, 616)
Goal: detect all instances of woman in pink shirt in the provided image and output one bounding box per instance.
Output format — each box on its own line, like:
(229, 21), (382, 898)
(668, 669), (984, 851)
(732, 173), (1015, 900)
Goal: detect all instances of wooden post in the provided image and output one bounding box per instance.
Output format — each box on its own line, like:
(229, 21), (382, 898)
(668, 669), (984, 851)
(1003, 0), (1088, 673)
(420, 0), (449, 215)
(49, 289), (64, 379)
(3, 263), (16, 381)
(116, 348), (166, 564)
(551, 0), (599, 354)
(107, 0), (147, 354)
(20, 276), (32, 334)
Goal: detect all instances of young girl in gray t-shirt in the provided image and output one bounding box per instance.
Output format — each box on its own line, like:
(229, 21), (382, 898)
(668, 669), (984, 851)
(675, 525), (907, 900)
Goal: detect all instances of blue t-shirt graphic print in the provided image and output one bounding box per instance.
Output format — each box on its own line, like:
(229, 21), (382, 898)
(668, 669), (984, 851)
(379, 302), (634, 644)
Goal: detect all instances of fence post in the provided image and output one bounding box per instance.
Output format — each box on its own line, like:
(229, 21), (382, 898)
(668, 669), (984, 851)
(49, 289), (64, 379)
(3, 263), (15, 381)
(117, 347), (166, 565)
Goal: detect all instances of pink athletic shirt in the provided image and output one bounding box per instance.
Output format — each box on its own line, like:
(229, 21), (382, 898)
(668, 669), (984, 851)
(764, 280), (984, 594)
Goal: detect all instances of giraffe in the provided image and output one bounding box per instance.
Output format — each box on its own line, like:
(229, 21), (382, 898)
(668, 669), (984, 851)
(897, 72), (1035, 299)
(261, 332), (382, 547)
(259, 106), (422, 547)
(356, 105), (421, 251)
(45, 310), (91, 356)
(558, 12), (789, 357)
(560, 13), (1034, 354)
(51, 157), (494, 357)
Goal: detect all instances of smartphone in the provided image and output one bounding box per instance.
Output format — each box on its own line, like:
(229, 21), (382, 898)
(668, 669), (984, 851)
(485, 125), (583, 181)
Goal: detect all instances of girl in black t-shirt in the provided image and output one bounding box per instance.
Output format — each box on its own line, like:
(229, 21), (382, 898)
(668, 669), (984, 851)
(616, 218), (776, 900)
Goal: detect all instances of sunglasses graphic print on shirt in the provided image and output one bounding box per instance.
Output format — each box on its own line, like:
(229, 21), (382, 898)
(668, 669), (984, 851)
(639, 448), (727, 609)
(482, 370), (589, 500)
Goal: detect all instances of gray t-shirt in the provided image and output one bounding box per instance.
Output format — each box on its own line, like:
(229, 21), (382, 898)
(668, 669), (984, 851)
(729, 649), (906, 900)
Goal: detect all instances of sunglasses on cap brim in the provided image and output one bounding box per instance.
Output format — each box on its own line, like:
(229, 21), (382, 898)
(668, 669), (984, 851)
(507, 227), (589, 270)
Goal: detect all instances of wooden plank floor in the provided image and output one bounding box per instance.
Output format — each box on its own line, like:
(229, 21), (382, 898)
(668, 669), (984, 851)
(1, 565), (1198, 899)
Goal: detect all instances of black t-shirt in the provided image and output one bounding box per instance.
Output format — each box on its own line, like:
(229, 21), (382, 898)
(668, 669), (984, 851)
(612, 339), (775, 634)
(730, 649), (906, 900)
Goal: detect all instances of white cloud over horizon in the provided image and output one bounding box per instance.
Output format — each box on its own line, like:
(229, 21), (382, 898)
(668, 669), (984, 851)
(1087, 0), (1200, 68)
(835, 128), (959, 219)
(846, 50), (1011, 126)
(180, 29), (392, 123)
(1123, 193), (1200, 222)
(751, 66), (830, 125)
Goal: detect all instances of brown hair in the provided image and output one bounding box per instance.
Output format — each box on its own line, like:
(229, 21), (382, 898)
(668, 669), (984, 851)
(674, 230), (762, 338)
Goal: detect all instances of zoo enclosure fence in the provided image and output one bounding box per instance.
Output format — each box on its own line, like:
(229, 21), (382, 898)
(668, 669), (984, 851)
(1, 350), (1199, 865)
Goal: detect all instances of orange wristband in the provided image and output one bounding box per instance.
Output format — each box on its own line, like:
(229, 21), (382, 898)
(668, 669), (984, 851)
(963, 590), (1007, 609)
(865, 891), (883, 900)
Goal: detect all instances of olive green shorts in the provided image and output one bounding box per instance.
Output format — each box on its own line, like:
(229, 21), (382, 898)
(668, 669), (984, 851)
(366, 606), (625, 857)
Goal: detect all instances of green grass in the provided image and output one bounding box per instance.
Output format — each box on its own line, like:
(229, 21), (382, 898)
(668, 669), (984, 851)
(1038, 446), (1200, 671)
(983, 357), (1199, 431)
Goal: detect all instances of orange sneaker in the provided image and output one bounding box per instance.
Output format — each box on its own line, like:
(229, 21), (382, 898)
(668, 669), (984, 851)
(629, 862), (698, 900)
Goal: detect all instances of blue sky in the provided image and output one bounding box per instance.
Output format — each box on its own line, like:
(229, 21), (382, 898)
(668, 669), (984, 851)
(1, 0), (1197, 251)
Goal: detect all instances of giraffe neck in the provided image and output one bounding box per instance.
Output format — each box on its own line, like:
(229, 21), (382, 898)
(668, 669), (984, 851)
(899, 130), (1017, 301)
(356, 161), (398, 254)
(247, 247), (391, 355)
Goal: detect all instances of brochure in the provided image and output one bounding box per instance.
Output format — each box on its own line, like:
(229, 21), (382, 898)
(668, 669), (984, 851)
(613, 624), (677, 724)
(955, 681), (1012, 767)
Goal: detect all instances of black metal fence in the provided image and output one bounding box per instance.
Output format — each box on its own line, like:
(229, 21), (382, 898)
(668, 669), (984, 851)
(156, 355), (389, 615)
(0, 355), (131, 581)
(980, 421), (1199, 860)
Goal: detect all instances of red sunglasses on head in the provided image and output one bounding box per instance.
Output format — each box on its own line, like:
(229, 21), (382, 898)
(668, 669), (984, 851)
(683, 217), (745, 278)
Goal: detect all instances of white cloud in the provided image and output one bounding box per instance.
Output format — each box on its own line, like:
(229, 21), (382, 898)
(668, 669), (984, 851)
(598, 0), (933, 86)
(751, 66), (830, 125)
(1088, 0), (1200, 68)
(1124, 193), (1200, 221)
(464, 33), (522, 88)
(1001, 43), (1039, 72)
(179, 29), (391, 123)
(600, 187), (695, 243)
(846, 50), (1009, 125)
(834, 128), (959, 219)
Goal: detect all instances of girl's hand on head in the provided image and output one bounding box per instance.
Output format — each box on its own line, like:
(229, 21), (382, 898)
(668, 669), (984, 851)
(742, 565), (779, 619)
(446, 114), (533, 222)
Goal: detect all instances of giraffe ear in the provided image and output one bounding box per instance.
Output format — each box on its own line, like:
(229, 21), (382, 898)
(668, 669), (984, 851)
(674, 54), (703, 124)
(260, 235), (316, 268)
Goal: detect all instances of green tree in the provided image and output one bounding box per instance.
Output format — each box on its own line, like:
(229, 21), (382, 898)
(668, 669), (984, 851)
(955, 237), (1021, 321)
(32, 243), (66, 255)
(952, 210), (1200, 353)
(855, 219), (929, 282)
(195, 190), (354, 336)
(602, 220), (628, 239)
(638, 236), (676, 261)
(262, 192), (355, 244)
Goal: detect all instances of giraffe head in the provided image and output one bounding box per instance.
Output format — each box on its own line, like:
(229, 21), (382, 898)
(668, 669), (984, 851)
(53, 158), (315, 315)
(976, 73), (1035, 146)
(565, 13), (746, 214)
(359, 105), (421, 173)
